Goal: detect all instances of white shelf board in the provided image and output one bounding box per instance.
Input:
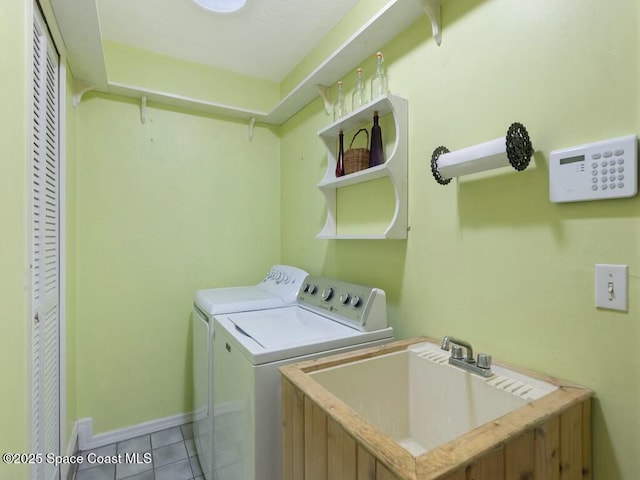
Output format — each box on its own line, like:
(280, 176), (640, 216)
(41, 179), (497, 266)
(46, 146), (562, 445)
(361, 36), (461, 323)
(50, 0), (108, 92)
(264, 0), (425, 125)
(317, 164), (388, 189)
(318, 94), (397, 138)
(53, 0), (426, 126)
(108, 82), (268, 121)
(316, 234), (393, 240)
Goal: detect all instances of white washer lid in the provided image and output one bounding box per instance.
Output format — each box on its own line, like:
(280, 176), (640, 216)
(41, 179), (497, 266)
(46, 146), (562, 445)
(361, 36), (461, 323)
(229, 307), (359, 349)
(195, 286), (285, 314)
(218, 307), (393, 364)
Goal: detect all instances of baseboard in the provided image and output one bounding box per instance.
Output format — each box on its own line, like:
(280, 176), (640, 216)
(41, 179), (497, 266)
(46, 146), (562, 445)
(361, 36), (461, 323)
(76, 412), (194, 451)
(61, 421), (79, 480)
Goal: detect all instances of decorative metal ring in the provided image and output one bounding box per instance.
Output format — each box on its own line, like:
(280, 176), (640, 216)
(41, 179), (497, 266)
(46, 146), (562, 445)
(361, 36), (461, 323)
(431, 146), (452, 185)
(505, 122), (533, 171)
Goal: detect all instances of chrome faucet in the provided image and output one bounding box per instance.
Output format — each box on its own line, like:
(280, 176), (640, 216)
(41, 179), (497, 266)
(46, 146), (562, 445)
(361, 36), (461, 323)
(441, 335), (493, 378)
(441, 336), (474, 362)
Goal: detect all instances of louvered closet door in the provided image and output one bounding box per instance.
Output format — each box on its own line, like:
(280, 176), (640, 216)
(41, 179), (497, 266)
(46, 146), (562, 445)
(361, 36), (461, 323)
(32, 5), (60, 480)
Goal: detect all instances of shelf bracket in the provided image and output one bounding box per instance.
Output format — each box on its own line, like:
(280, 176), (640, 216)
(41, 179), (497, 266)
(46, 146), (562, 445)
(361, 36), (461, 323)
(317, 84), (332, 116)
(140, 96), (147, 124)
(72, 79), (94, 107)
(420, 0), (442, 46)
(247, 116), (256, 141)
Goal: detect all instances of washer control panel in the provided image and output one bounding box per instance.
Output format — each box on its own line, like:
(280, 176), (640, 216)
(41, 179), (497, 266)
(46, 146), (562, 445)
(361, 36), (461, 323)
(549, 134), (637, 203)
(297, 275), (387, 332)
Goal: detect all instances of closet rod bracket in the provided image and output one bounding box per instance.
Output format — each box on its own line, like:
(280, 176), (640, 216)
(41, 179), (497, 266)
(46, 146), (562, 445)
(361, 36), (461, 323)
(140, 96), (147, 124)
(248, 116), (256, 141)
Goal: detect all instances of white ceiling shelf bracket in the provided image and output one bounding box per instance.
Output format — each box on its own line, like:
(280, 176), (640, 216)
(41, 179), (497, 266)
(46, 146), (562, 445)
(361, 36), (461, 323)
(420, 0), (442, 46)
(247, 116), (256, 141)
(317, 84), (332, 116)
(72, 79), (94, 107)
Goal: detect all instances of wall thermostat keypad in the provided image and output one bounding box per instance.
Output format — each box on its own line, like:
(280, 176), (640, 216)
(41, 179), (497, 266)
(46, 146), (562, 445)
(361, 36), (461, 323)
(549, 134), (637, 203)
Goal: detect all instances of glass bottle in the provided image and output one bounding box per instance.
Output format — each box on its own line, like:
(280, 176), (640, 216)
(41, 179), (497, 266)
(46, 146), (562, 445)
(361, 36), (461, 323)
(369, 111), (384, 168)
(351, 68), (366, 111)
(370, 52), (388, 100)
(333, 81), (346, 122)
(336, 130), (345, 177)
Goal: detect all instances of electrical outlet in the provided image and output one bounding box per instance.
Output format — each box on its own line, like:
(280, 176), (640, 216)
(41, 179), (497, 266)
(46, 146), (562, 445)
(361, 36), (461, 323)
(595, 264), (628, 312)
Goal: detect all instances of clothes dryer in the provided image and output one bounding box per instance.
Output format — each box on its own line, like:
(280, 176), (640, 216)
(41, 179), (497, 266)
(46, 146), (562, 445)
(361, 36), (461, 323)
(192, 265), (308, 480)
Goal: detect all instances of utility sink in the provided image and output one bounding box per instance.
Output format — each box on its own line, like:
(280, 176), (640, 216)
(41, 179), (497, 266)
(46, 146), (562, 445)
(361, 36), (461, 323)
(309, 341), (557, 456)
(280, 337), (592, 480)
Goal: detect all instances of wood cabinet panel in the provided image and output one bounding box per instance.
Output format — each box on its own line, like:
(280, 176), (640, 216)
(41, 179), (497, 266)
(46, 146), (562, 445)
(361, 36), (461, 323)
(280, 338), (592, 480)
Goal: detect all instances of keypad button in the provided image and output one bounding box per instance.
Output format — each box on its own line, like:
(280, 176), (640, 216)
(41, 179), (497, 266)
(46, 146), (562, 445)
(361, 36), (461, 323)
(618, 182), (625, 188)
(614, 148), (624, 156)
(618, 158), (624, 165)
(601, 176), (608, 182)
(609, 159), (616, 166)
(601, 168), (608, 174)
(609, 167), (616, 174)
(603, 151), (613, 158)
(592, 170), (598, 176)
(609, 175), (616, 181)
(602, 184), (608, 190)
(592, 184), (598, 191)
(618, 174), (624, 181)
(601, 160), (608, 167)
(592, 177), (598, 184)
(592, 153), (602, 160)
(610, 183), (616, 189)
(591, 161), (598, 168)
(618, 166), (624, 173)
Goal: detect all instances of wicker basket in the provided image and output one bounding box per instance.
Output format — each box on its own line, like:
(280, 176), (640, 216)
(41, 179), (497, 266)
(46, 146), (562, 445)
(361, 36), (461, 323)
(344, 128), (370, 175)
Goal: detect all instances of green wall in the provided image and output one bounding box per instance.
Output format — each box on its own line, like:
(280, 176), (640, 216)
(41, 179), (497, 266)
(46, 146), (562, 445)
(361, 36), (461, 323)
(281, 0), (639, 478)
(65, 56), (78, 449)
(104, 41), (280, 113)
(1, 0), (30, 478)
(3, 1), (639, 478)
(73, 94), (281, 433)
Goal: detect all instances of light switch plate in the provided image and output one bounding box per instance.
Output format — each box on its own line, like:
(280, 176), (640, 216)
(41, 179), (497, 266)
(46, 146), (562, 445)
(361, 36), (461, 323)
(595, 264), (628, 312)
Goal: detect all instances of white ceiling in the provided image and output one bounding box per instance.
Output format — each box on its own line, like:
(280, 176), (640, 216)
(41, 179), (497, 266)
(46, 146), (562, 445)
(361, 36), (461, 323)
(96, 0), (360, 82)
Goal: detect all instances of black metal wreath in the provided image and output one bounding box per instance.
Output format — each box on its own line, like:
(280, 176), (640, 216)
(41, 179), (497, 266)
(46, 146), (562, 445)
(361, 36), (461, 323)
(505, 122), (533, 171)
(431, 146), (452, 185)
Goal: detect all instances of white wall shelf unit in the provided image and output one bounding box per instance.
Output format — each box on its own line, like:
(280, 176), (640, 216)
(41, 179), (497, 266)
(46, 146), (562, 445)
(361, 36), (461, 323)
(317, 94), (408, 240)
(51, 0), (428, 127)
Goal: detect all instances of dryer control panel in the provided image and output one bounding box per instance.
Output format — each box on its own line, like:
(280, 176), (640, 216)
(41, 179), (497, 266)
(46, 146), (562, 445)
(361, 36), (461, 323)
(298, 275), (387, 332)
(259, 264), (310, 304)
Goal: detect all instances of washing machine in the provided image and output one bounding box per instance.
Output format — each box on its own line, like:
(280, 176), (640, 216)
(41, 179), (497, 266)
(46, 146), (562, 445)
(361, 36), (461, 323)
(192, 265), (308, 480)
(211, 275), (394, 480)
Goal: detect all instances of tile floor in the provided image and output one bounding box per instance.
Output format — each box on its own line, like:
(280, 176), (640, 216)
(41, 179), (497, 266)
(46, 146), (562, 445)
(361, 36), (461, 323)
(74, 423), (204, 480)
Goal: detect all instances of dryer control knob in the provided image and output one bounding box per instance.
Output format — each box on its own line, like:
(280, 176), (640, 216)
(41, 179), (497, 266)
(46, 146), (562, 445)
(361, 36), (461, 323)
(308, 284), (317, 295)
(340, 293), (350, 304)
(321, 287), (334, 301)
(350, 295), (362, 307)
